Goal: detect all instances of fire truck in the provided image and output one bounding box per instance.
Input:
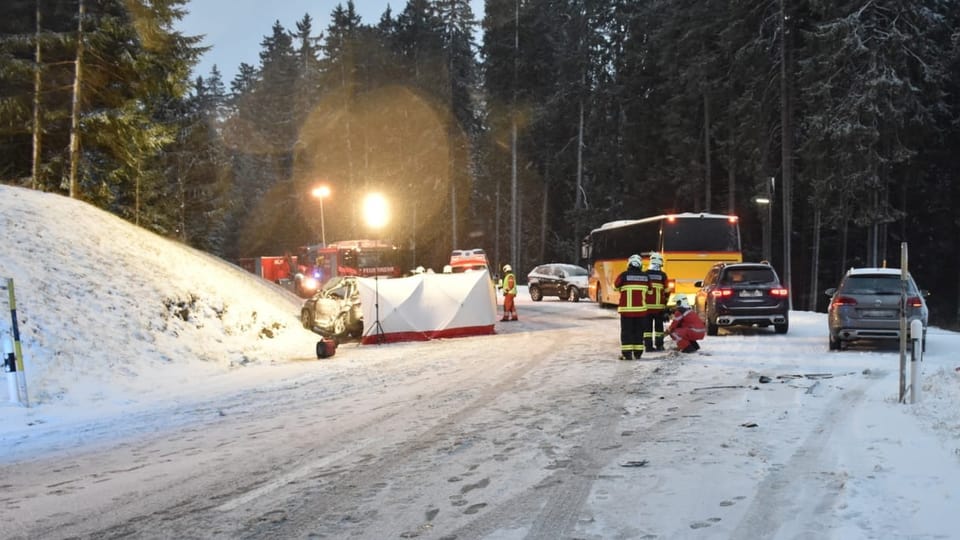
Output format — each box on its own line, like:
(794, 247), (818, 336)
(239, 240), (401, 298)
(292, 240), (401, 297)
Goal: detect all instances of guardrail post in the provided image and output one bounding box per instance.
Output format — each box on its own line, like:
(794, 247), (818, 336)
(4, 336), (18, 405)
(3, 278), (28, 407)
(910, 318), (923, 404)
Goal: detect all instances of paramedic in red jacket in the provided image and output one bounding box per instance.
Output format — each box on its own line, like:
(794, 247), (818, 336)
(665, 296), (706, 353)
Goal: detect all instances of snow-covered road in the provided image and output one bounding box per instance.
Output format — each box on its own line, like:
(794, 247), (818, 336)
(3, 297), (957, 539)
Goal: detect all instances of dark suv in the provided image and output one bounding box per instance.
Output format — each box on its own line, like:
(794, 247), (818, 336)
(694, 262), (789, 335)
(527, 263), (590, 302)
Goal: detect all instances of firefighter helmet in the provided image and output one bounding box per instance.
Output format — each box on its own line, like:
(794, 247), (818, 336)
(674, 296), (690, 311)
(502, 264), (512, 273)
(628, 254), (642, 268)
(649, 251), (664, 271)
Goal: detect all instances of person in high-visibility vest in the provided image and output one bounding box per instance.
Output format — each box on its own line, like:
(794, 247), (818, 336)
(614, 254), (650, 360)
(498, 264), (519, 321)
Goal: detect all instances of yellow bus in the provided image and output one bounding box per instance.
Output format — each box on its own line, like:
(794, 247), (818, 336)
(581, 213), (742, 307)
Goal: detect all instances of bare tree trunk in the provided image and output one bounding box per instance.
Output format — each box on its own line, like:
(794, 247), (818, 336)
(574, 99), (584, 262)
(703, 92), (712, 212)
(510, 0), (519, 270)
(511, 120), (518, 269)
(31, 0), (42, 190)
(779, 0), (794, 310)
(809, 206), (821, 311)
(540, 161), (548, 263)
(340, 32), (356, 237)
(727, 166), (735, 214)
(68, 0), (85, 199)
(840, 216), (849, 275)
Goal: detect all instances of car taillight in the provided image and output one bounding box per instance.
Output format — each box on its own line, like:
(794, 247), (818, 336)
(711, 288), (733, 298)
(769, 288), (788, 297)
(832, 296), (857, 307)
(907, 296), (923, 308)
(666, 279), (676, 292)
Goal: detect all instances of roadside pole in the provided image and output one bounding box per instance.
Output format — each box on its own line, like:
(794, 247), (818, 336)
(898, 243), (907, 404)
(3, 278), (28, 407)
(910, 318), (923, 404)
(4, 336), (17, 404)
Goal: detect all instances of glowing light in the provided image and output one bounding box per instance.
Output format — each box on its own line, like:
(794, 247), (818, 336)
(363, 193), (390, 230)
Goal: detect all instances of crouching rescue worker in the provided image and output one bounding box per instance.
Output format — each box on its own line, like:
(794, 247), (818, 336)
(614, 254), (650, 360)
(665, 296), (706, 353)
(499, 264), (519, 321)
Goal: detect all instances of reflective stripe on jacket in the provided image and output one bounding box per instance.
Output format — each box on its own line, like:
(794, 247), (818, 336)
(645, 269), (668, 311)
(615, 269), (649, 315)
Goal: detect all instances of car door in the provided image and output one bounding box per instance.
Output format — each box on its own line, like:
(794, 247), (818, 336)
(695, 265), (720, 318)
(539, 266), (558, 296)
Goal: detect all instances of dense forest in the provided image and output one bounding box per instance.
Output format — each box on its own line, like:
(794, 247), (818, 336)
(1, 0), (959, 326)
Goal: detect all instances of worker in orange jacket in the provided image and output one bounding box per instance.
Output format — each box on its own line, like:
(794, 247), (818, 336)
(498, 264), (518, 321)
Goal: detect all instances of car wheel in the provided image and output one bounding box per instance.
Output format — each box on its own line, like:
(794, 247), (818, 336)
(348, 322), (363, 338)
(301, 308), (313, 330)
(828, 333), (840, 351)
(774, 321), (789, 334)
(567, 287), (580, 302)
(706, 316), (718, 336)
(332, 314), (347, 336)
(529, 285), (543, 301)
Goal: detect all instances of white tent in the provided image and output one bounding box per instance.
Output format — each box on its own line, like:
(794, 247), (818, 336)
(356, 270), (498, 345)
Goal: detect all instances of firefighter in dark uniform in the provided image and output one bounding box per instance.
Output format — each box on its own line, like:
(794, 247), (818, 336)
(614, 254), (650, 360)
(644, 251), (668, 351)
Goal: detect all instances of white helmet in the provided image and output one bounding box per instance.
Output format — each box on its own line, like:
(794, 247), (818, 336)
(628, 254), (642, 268)
(648, 251), (664, 271)
(674, 296), (690, 311)
(502, 264), (512, 273)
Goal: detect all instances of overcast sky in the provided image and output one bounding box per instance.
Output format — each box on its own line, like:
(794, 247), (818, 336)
(178, 0), (485, 83)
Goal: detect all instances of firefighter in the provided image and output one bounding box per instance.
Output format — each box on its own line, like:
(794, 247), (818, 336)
(498, 264), (519, 321)
(644, 251), (669, 351)
(665, 296), (705, 353)
(614, 254), (650, 360)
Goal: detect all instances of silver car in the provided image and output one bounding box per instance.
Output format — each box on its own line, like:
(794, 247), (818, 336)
(301, 276), (364, 339)
(825, 268), (929, 351)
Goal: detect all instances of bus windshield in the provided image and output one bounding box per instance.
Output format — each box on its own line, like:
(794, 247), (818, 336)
(662, 218), (740, 252)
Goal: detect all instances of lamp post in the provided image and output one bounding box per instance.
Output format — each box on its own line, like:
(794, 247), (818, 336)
(311, 185), (331, 246)
(753, 177), (774, 263)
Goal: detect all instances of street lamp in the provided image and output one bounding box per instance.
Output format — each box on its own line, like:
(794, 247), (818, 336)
(311, 185), (331, 246)
(752, 177), (774, 263)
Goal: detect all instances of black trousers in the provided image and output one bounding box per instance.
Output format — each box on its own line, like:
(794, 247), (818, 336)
(644, 310), (665, 349)
(620, 314), (647, 357)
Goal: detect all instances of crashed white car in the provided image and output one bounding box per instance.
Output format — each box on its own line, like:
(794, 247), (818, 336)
(300, 276), (364, 339)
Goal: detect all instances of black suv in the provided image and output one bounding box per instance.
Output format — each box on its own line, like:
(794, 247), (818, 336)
(694, 262), (789, 335)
